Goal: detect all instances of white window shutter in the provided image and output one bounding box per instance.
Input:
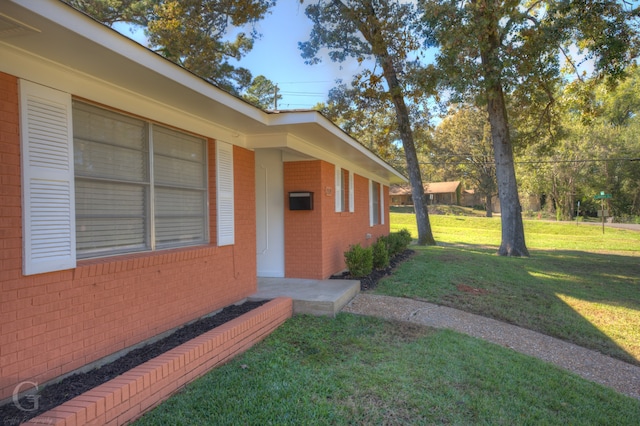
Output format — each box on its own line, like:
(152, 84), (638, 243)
(348, 171), (354, 213)
(380, 183), (385, 225)
(335, 165), (342, 213)
(20, 80), (76, 275)
(216, 141), (234, 246)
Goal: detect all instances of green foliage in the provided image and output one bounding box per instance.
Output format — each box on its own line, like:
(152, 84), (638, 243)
(397, 228), (412, 247)
(515, 65), (640, 219)
(300, 0), (436, 246)
(63, 0), (276, 94)
(371, 237), (390, 270)
(420, 0), (639, 254)
(385, 228), (412, 258)
(432, 105), (496, 213)
(241, 75), (281, 109)
(344, 243), (373, 277)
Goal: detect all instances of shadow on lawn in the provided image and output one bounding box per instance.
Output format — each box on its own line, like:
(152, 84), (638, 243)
(379, 243), (640, 366)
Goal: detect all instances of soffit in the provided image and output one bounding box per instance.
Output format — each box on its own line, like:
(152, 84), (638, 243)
(1, 0), (406, 184)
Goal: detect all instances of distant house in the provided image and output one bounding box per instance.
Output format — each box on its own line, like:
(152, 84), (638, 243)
(390, 181), (461, 206)
(0, 0), (406, 406)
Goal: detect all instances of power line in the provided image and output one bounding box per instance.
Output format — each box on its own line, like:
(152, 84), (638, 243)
(420, 157), (640, 166)
(277, 80), (333, 85)
(280, 91), (326, 96)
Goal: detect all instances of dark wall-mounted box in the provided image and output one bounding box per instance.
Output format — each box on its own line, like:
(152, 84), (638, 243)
(289, 192), (313, 210)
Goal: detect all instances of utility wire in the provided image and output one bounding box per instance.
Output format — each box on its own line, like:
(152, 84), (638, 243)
(420, 157), (640, 166)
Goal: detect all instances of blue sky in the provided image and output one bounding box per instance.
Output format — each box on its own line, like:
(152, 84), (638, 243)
(114, 2), (375, 110)
(234, 2), (347, 110)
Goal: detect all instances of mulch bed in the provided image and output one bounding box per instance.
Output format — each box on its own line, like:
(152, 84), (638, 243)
(2, 250), (416, 425)
(0, 300), (268, 426)
(331, 249), (415, 291)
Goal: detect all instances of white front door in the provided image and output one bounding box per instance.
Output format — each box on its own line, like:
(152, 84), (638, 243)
(255, 149), (285, 277)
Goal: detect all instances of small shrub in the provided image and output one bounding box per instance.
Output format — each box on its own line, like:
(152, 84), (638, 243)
(397, 228), (412, 248)
(387, 229), (412, 257)
(386, 233), (402, 257)
(344, 243), (373, 277)
(372, 237), (390, 270)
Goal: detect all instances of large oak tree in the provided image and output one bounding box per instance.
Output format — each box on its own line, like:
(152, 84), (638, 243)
(420, 0), (639, 256)
(300, 0), (436, 245)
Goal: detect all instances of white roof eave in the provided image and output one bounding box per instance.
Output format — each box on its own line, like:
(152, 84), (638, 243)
(2, 0), (407, 185)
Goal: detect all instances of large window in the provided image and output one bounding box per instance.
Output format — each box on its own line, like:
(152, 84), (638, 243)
(73, 102), (208, 258)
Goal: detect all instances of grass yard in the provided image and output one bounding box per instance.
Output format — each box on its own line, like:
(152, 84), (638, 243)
(135, 315), (640, 425)
(384, 212), (640, 364)
(134, 212), (640, 424)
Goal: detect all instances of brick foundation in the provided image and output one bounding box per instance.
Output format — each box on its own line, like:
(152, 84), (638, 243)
(23, 297), (292, 426)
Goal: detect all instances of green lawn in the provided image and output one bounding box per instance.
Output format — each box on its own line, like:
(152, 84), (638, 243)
(390, 213), (640, 252)
(384, 212), (640, 364)
(135, 315), (640, 425)
(135, 212), (640, 424)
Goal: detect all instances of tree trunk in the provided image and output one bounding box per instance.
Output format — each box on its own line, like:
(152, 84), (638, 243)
(485, 194), (493, 217)
(479, 2), (528, 256)
(388, 79), (435, 245)
(349, 3), (435, 246)
(485, 84), (529, 256)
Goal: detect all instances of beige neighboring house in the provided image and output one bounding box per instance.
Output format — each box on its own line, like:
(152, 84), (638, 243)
(461, 189), (541, 213)
(390, 181), (461, 206)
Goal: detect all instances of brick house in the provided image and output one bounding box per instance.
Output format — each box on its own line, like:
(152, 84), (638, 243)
(0, 0), (405, 406)
(390, 181), (461, 206)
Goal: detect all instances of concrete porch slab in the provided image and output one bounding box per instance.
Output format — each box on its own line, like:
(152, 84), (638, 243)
(249, 278), (360, 317)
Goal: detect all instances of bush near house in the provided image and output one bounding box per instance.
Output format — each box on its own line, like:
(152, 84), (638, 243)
(372, 238), (390, 270)
(345, 229), (412, 277)
(344, 243), (373, 277)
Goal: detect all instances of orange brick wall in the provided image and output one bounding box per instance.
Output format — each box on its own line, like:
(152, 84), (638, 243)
(0, 72), (257, 401)
(283, 161), (325, 279)
(25, 297), (293, 426)
(283, 161), (390, 279)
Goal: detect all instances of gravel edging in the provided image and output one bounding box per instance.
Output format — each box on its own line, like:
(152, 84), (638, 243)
(343, 293), (640, 401)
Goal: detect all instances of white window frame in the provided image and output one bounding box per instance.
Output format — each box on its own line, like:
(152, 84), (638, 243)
(369, 180), (384, 226)
(335, 165), (343, 212)
(20, 81), (223, 274)
(73, 101), (209, 259)
(335, 166), (354, 213)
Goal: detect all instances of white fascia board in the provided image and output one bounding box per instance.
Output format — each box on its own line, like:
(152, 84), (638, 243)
(0, 43), (246, 146)
(246, 130), (391, 183)
(265, 111), (407, 184)
(8, 0), (270, 127)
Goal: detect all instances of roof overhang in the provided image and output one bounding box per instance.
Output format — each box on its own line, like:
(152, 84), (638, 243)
(0, 0), (407, 185)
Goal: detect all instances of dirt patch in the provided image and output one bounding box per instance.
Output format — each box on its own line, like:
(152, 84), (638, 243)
(456, 283), (489, 295)
(331, 249), (415, 291)
(0, 300), (267, 425)
(382, 320), (435, 343)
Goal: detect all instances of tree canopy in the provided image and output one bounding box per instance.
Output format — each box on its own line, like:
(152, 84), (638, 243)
(301, 0), (437, 245)
(433, 105), (497, 217)
(420, 0), (639, 256)
(63, 0), (276, 95)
